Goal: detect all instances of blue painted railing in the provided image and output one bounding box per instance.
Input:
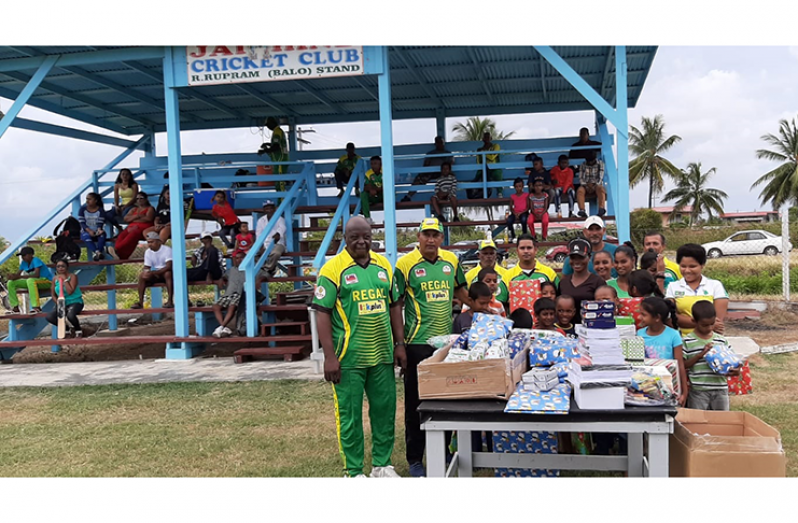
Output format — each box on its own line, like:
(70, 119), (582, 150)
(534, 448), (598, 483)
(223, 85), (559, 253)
(312, 160), (366, 270)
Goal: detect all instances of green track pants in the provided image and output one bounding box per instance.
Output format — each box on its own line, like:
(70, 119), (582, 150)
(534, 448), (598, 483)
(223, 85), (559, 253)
(360, 192), (384, 219)
(331, 363), (396, 477)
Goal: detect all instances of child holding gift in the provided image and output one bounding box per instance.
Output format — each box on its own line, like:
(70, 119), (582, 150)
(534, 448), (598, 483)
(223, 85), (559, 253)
(452, 282), (495, 334)
(637, 297), (687, 405)
(682, 301), (738, 411)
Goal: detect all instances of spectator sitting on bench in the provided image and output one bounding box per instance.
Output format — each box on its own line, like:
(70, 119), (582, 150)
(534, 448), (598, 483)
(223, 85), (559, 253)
(576, 151), (607, 218)
(569, 127), (602, 160)
(402, 136), (455, 202)
(430, 161), (458, 222)
(106, 168), (139, 234)
(526, 157), (555, 212)
(6, 246), (53, 314)
(79, 192), (110, 262)
(115, 191), (155, 260)
(45, 259), (84, 338)
(256, 199), (287, 285)
(144, 187), (186, 244)
(132, 232), (173, 309)
(212, 190), (241, 251)
(187, 232), (224, 286)
(333, 142), (361, 198)
(234, 221), (255, 254)
(212, 250), (246, 338)
(360, 156), (383, 225)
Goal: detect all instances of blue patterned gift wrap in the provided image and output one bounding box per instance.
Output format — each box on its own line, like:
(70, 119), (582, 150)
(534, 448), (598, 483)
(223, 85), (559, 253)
(468, 313), (514, 347)
(492, 430), (560, 477)
(528, 338), (580, 367)
(505, 382), (572, 414)
(705, 344), (743, 375)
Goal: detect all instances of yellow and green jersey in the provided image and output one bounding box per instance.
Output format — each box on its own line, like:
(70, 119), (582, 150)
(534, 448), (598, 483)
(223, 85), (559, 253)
(364, 168), (383, 189)
(477, 143), (500, 164)
(465, 264), (509, 304)
(311, 249), (397, 368)
(395, 248), (466, 345)
(505, 260), (560, 287)
(335, 154), (361, 175)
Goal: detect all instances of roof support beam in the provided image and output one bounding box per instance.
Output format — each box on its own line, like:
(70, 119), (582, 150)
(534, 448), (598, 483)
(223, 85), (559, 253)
(0, 55), (59, 141)
(0, 47), (165, 73)
(600, 46), (615, 102)
(534, 45), (624, 130)
(391, 46), (444, 109)
(234, 83), (295, 117)
(539, 54), (548, 102)
(294, 80), (348, 114)
(9, 117), (145, 148)
(0, 85), (131, 135)
(1, 70), (157, 128)
(465, 47), (494, 103)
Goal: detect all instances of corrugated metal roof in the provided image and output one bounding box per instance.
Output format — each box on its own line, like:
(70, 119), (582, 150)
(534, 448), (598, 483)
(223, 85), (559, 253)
(0, 45), (657, 135)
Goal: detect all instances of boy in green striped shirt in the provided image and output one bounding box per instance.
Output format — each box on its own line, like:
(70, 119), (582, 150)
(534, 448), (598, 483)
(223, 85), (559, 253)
(682, 301), (738, 411)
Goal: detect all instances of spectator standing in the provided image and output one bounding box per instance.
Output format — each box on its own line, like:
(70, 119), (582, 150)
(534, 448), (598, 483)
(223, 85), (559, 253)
(557, 238), (605, 323)
(255, 200), (287, 282)
(576, 151), (606, 218)
(211, 190), (241, 250)
(465, 239), (510, 304)
(430, 162), (458, 222)
(113, 191), (155, 260)
(6, 246), (53, 314)
(643, 231), (682, 280)
(333, 142), (361, 198)
(79, 192), (108, 262)
(468, 132), (502, 199)
(257, 117), (289, 191)
(402, 136), (455, 202)
(505, 234), (559, 285)
(562, 216), (618, 276)
(527, 178), (550, 241)
(360, 156), (383, 224)
(131, 232), (173, 309)
(45, 259), (84, 337)
(550, 155), (576, 219)
(312, 216), (406, 478)
(506, 177), (529, 242)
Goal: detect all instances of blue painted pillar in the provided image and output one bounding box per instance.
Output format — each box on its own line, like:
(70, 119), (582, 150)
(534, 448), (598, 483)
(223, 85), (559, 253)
(614, 46), (630, 243)
(377, 46), (398, 265)
(163, 47), (190, 338)
(288, 118), (298, 156)
(435, 108), (446, 140)
(596, 113), (618, 218)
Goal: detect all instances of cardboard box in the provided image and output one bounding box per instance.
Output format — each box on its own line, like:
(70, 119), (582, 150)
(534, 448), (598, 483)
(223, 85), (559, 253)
(669, 409), (786, 477)
(418, 347), (528, 400)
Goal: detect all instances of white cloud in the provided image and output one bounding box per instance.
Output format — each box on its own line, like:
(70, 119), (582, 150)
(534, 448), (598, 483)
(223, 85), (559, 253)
(789, 47), (798, 60)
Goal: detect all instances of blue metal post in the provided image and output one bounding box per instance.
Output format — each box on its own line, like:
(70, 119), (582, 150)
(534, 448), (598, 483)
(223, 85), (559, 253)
(377, 46), (398, 265)
(435, 109), (446, 140)
(107, 264), (118, 331)
(163, 47), (190, 338)
(0, 55), (59, 140)
(614, 46), (630, 243)
(596, 114), (618, 218)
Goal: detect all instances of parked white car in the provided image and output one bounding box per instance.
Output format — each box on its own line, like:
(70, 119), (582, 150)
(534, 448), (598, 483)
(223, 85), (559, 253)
(702, 230), (792, 259)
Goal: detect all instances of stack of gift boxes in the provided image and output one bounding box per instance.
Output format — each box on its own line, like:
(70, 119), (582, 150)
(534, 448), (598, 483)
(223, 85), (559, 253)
(569, 304), (632, 410)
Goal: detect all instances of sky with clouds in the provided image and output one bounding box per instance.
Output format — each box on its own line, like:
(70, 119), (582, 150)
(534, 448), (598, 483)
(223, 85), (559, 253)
(1, 45), (798, 244)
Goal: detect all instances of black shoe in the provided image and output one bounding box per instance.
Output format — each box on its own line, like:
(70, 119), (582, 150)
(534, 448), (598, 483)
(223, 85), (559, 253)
(598, 208), (607, 217)
(401, 195), (412, 203)
(336, 189), (345, 198)
(578, 210), (587, 218)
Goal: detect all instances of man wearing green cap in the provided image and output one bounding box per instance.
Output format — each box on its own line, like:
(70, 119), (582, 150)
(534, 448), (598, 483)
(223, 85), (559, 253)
(394, 217), (470, 477)
(465, 239), (509, 304)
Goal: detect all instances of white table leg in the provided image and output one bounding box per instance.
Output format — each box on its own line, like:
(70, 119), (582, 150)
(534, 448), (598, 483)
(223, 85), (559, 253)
(627, 433), (644, 477)
(457, 430), (473, 478)
(647, 433), (669, 477)
(425, 429), (447, 478)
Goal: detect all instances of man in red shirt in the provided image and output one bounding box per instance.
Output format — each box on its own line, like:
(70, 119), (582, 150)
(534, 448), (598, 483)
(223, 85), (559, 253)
(550, 155), (576, 219)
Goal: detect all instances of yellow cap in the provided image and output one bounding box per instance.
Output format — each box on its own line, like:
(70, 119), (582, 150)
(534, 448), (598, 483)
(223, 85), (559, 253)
(420, 217), (443, 233)
(478, 239), (497, 251)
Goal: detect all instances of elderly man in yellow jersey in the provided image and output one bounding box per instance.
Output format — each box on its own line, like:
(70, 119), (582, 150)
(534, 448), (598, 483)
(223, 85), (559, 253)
(505, 234), (559, 285)
(312, 216), (407, 478)
(465, 239), (510, 304)
(395, 217), (470, 478)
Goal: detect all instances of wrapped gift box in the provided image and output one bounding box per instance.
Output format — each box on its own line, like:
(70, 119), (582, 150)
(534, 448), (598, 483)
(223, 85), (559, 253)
(728, 359), (753, 395)
(631, 358), (682, 397)
(492, 430), (559, 478)
(621, 337), (645, 361)
(705, 344), (744, 375)
(509, 280), (541, 315)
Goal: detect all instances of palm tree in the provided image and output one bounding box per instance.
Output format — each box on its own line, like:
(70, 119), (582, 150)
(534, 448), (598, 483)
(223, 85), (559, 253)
(451, 116), (515, 141)
(751, 117), (798, 209)
(451, 117), (515, 223)
(661, 162), (728, 225)
(629, 115), (683, 208)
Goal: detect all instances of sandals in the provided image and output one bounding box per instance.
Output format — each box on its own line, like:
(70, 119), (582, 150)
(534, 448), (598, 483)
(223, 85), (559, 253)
(130, 302), (143, 309)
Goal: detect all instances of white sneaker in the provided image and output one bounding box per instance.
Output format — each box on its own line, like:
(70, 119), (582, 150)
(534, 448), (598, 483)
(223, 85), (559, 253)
(365, 217), (374, 226)
(370, 466), (401, 478)
(212, 326), (224, 338)
(222, 327), (233, 337)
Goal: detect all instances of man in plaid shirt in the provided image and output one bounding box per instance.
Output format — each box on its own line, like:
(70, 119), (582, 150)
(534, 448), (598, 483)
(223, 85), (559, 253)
(576, 151), (606, 218)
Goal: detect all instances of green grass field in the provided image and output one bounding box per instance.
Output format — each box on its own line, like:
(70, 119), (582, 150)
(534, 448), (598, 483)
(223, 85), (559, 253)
(1, 353), (796, 477)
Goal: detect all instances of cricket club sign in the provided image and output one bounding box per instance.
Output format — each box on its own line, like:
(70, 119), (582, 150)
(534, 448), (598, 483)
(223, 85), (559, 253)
(186, 46), (364, 86)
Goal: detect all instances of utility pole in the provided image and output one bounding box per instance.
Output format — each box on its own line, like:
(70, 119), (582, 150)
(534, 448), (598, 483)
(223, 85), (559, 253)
(297, 126), (315, 151)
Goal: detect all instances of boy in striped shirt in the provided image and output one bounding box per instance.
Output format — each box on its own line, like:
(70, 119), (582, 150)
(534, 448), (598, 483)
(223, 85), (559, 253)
(431, 161), (458, 222)
(682, 301), (738, 411)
